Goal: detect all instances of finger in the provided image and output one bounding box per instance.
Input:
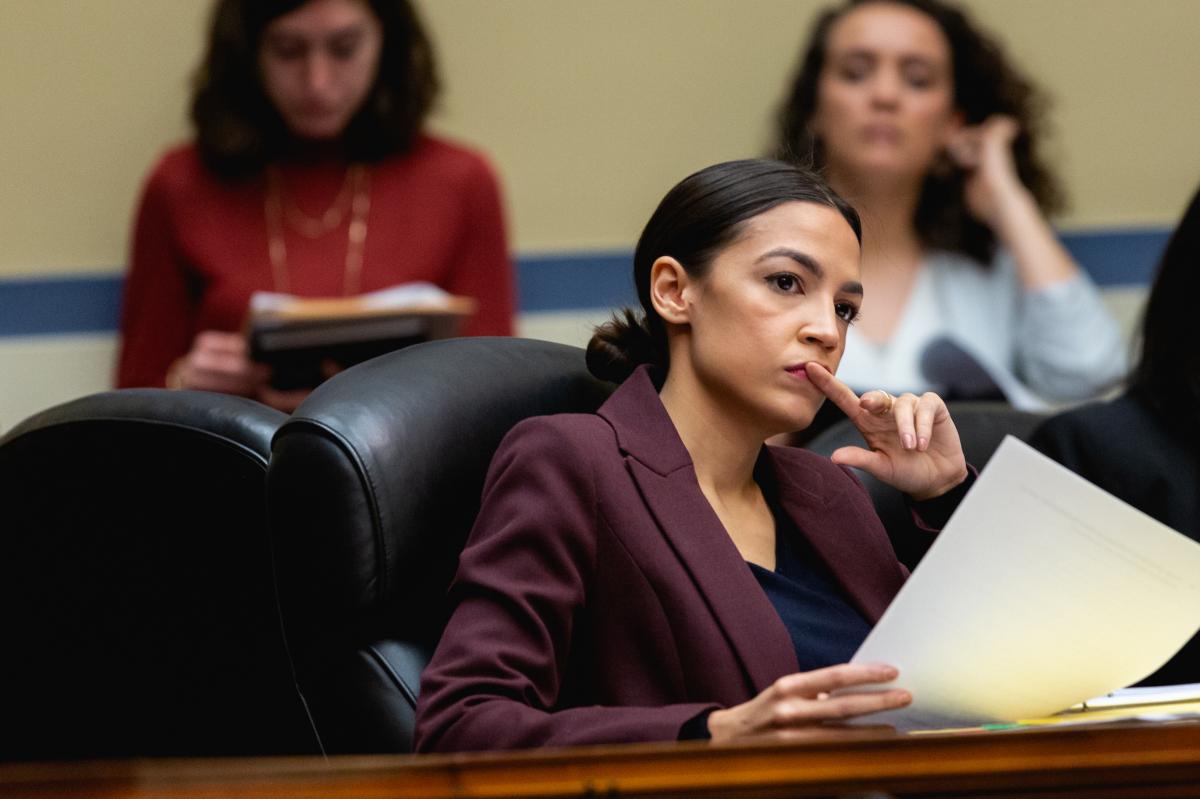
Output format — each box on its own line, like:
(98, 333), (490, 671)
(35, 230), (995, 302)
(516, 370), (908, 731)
(192, 348), (258, 380)
(182, 368), (256, 395)
(893, 393), (919, 450)
(829, 445), (889, 475)
(187, 352), (268, 395)
(860, 389), (893, 416)
(982, 114), (1020, 144)
(776, 689), (913, 725)
(914, 392), (943, 451)
(804, 362), (863, 418)
(195, 330), (249, 355)
(772, 663), (899, 699)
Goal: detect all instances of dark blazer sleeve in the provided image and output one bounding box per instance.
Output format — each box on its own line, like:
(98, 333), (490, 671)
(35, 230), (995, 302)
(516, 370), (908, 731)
(413, 417), (717, 753)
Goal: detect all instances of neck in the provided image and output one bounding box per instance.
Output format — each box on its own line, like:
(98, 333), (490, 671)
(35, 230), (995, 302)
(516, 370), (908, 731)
(658, 359), (765, 498)
(277, 136), (350, 166)
(826, 165), (926, 272)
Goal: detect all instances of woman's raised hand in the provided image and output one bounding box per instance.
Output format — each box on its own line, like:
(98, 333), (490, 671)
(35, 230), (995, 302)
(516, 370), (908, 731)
(805, 363), (968, 500)
(706, 663), (908, 742)
(946, 114), (1026, 228)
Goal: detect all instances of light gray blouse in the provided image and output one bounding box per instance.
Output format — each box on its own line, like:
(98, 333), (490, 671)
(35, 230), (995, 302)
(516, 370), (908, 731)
(836, 250), (1127, 409)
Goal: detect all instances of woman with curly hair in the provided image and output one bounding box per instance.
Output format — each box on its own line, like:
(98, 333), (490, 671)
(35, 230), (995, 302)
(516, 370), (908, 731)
(117, 0), (514, 409)
(775, 0), (1123, 413)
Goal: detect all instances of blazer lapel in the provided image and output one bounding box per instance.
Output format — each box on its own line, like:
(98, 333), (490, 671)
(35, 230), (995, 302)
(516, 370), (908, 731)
(767, 447), (903, 624)
(598, 368), (799, 693)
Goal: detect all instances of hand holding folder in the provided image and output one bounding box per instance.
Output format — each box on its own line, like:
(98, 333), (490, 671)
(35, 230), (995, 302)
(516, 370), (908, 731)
(246, 282), (476, 390)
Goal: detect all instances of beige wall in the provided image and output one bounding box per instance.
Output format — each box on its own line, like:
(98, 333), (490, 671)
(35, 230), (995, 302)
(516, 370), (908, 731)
(2, 0), (1199, 279)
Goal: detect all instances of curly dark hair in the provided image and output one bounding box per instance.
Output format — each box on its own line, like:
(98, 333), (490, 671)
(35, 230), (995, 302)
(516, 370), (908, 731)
(191, 0), (438, 178)
(774, 0), (1064, 264)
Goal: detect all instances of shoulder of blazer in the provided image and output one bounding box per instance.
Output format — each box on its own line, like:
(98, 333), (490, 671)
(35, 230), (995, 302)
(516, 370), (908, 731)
(502, 412), (619, 458)
(491, 413), (623, 495)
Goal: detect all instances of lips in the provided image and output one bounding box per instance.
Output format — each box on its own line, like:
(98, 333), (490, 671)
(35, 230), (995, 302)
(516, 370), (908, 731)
(785, 363), (812, 380)
(862, 124), (901, 144)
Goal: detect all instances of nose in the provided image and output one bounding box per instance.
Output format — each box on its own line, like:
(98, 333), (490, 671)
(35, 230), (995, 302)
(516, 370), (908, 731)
(302, 52), (334, 97)
(868, 68), (902, 109)
(798, 303), (841, 351)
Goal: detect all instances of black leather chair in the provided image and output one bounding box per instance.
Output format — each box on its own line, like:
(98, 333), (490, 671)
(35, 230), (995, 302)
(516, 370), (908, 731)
(267, 337), (614, 754)
(0, 390), (321, 761)
(805, 402), (1047, 570)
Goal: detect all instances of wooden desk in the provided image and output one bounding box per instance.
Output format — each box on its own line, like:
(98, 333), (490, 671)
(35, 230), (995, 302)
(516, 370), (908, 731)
(3, 721), (1199, 798)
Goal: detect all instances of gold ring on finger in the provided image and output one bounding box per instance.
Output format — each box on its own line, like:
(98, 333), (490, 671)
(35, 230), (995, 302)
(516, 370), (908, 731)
(875, 390), (895, 415)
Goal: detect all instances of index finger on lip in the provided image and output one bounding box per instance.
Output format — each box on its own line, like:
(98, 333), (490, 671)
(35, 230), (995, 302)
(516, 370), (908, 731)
(804, 363), (862, 416)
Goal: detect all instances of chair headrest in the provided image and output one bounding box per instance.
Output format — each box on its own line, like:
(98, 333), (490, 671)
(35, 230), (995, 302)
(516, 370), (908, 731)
(268, 337), (614, 643)
(1, 388), (286, 463)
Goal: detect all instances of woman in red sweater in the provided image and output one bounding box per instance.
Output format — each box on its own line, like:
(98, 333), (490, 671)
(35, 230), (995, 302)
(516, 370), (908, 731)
(117, 0), (514, 409)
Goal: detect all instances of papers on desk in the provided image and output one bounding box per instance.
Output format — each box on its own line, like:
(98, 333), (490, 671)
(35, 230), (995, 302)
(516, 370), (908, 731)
(1076, 681), (1200, 710)
(851, 436), (1200, 731)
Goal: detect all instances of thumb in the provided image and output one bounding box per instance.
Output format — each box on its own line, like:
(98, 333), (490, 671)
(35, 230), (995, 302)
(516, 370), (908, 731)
(830, 445), (888, 477)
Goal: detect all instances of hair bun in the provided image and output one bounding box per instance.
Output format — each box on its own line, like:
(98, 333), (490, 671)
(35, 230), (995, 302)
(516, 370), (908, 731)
(586, 309), (663, 383)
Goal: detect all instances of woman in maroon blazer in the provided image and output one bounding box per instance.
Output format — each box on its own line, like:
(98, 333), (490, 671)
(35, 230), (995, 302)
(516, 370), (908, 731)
(415, 160), (970, 751)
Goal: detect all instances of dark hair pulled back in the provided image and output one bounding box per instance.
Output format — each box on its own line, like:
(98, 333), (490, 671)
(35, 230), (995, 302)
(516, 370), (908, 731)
(191, 0), (438, 178)
(587, 159), (861, 383)
(774, 0), (1063, 264)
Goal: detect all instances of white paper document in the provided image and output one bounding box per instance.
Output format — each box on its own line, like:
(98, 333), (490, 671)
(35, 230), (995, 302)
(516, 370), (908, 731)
(851, 436), (1200, 730)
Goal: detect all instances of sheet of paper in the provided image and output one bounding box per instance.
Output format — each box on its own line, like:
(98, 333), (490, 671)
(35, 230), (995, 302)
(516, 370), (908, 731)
(850, 436), (1200, 730)
(1081, 681), (1200, 709)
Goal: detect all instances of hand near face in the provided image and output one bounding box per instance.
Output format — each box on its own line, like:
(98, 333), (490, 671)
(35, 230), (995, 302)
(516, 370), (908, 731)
(946, 114), (1025, 228)
(805, 363), (968, 500)
(706, 663), (909, 743)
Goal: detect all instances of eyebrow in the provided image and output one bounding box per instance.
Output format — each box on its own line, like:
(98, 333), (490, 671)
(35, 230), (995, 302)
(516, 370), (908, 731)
(835, 48), (944, 69)
(757, 247), (863, 295)
(268, 24), (366, 43)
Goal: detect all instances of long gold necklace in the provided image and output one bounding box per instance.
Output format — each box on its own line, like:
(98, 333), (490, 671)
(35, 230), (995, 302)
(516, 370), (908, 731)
(264, 163), (371, 296)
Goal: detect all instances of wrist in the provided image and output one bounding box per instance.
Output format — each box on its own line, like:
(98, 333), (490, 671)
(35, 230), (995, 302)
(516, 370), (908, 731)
(989, 181), (1039, 236)
(910, 465), (970, 502)
(705, 707), (731, 742)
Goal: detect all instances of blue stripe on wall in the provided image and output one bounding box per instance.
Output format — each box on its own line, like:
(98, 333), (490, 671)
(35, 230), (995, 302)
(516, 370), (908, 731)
(0, 274), (125, 337)
(0, 228), (1171, 338)
(1058, 227), (1168, 287)
(517, 250), (635, 313)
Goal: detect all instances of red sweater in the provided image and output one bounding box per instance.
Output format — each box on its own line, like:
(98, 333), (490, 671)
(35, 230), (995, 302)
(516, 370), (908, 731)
(117, 135), (515, 388)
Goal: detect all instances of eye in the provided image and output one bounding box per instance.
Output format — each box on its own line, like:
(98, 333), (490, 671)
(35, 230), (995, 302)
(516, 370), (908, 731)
(835, 301), (860, 324)
(837, 65), (869, 83)
(328, 34), (362, 61)
(903, 72), (935, 90)
(265, 37), (307, 61)
(901, 61), (939, 90)
(767, 273), (803, 294)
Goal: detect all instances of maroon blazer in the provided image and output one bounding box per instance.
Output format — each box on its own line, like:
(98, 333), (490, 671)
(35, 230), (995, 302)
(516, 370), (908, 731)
(413, 367), (908, 752)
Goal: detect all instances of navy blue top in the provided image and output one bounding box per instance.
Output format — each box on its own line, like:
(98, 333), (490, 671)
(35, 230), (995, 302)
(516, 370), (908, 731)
(748, 497), (872, 673)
